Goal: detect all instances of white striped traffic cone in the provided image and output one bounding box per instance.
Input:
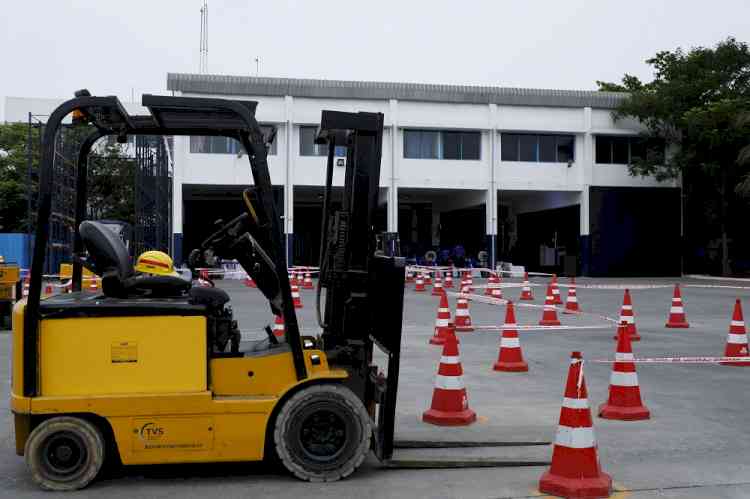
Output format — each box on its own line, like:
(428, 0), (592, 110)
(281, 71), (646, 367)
(539, 284), (561, 326)
(665, 284), (689, 328)
(291, 283), (303, 308)
(519, 272), (534, 301)
(273, 314), (285, 338)
(599, 324), (650, 420)
(302, 272), (314, 290)
(415, 274), (426, 292)
(430, 293), (454, 345)
(563, 277), (580, 314)
(721, 299), (750, 366)
(551, 274), (563, 305)
(422, 329), (476, 426)
(454, 287), (474, 332)
(616, 289), (640, 341)
(431, 275), (445, 296)
(493, 301), (528, 372)
(539, 351), (612, 498)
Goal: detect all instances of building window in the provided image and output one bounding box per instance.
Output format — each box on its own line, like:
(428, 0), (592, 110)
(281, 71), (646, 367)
(190, 125), (277, 155)
(403, 129), (481, 160)
(500, 133), (575, 163)
(299, 126), (345, 157)
(595, 135), (661, 164)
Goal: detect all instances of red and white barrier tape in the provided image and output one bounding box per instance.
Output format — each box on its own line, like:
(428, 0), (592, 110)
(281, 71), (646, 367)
(589, 356), (750, 364)
(472, 324), (612, 332)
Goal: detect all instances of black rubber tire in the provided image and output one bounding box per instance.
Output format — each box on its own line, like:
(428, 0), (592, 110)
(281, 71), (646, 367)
(24, 416), (105, 491)
(273, 384), (371, 482)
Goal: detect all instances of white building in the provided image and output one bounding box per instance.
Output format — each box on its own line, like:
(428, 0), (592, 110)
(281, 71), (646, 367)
(3, 76), (681, 276)
(168, 74), (680, 276)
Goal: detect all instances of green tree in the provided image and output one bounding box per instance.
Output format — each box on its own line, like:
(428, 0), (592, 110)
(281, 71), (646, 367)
(0, 122), (39, 232)
(597, 37), (750, 276)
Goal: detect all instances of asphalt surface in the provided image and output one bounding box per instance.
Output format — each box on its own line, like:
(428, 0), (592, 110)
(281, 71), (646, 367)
(1, 275), (750, 498)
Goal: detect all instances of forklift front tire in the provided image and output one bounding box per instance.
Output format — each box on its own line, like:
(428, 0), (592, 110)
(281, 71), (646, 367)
(273, 383), (372, 482)
(25, 416), (105, 491)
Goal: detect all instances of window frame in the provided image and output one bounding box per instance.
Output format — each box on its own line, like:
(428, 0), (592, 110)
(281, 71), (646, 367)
(595, 135), (659, 165)
(402, 129), (481, 160)
(499, 132), (575, 163)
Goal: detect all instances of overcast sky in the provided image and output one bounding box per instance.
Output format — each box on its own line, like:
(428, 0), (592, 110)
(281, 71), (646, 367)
(2, 0), (750, 118)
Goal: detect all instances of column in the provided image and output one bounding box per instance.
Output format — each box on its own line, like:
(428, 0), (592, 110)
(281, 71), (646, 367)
(580, 107), (593, 275)
(172, 136), (185, 264)
(284, 95), (294, 264)
(485, 104), (499, 269)
(387, 99), (399, 253)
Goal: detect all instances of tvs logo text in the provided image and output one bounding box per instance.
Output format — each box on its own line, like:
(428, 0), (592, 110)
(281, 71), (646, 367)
(139, 422), (165, 441)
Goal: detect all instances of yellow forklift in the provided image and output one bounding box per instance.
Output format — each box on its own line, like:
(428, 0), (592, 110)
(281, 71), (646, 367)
(12, 90), (547, 491)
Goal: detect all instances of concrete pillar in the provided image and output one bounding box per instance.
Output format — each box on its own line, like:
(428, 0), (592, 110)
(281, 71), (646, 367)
(580, 107), (593, 275)
(486, 104), (499, 268)
(388, 99), (399, 235)
(284, 96), (294, 264)
(431, 210), (441, 246)
(171, 136), (185, 264)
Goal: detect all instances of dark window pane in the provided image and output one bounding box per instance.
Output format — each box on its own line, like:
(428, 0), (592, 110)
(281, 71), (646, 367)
(501, 134), (519, 161)
(556, 135), (574, 163)
(421, 131), (439, 159)
(404, 130), (420, 158)
(519, 134), (538, 162)
(190, 136), (208, 153)
(443, 132), (461, 160)
(595, 136), (612, 163)
(461, 132), (481, 160)
(300, 126), (318, 156)
(612, 136), (629, 164)
(630, 137), (646, 163)
(539, 135), (556, 162)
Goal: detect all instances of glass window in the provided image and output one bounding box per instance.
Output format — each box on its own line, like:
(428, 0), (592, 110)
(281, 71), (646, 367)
(519, 135), (538, 162)
(442, 132), (461, 160)
(190, 125), (277, 155)
(461, 132), (481, 160)
(539, 135), (556, 162)
(595, 136), (612, 163)
(556, 135), (574, 163)
(630, 137), (646, 162)
(501, 134), (519, 161)
(612, 137), (630, 164)
(404, 130), (439, 159)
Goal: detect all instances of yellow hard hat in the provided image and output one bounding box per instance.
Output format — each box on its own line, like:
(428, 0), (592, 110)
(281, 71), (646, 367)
(135, 250), (178, 276)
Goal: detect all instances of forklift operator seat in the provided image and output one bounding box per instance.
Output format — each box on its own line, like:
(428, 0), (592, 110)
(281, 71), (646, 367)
(79, 221), (191, 298)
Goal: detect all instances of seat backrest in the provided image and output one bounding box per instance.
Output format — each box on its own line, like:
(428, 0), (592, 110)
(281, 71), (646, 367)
(79, 221), (134, 291)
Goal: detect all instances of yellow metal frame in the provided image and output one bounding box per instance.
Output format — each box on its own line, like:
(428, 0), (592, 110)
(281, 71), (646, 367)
(10, 301), (348, 464)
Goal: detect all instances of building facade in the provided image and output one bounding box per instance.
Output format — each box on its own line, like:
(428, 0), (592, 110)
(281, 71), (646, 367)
(169, 74), (679, 276)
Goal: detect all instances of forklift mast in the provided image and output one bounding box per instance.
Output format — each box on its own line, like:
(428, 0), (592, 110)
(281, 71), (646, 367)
(315, 111), (405, 460)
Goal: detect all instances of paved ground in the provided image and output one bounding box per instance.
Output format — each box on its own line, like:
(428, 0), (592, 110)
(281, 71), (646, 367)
(1, 275), (750, 498)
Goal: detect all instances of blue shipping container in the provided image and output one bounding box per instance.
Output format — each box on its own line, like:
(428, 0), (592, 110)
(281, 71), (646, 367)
(0, 233), (31, 269)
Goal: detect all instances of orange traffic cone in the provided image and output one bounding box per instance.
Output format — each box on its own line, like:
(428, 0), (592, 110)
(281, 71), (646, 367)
(43, 282), (54, 296)
(273, 315), (285, 339)
(424, 272), (432, 285)
(415, 274), (426, 292)
(302, 272), (314, 290)
(88, 277), (99, 293)
(563, 277), (580, 314)
(485, 274), (498, 296)
(616, 289), (640, 341)
(454, 287), (474, 332)
(406, 271), (415, 284)
(665, 284), (689, 328)
(490, 282), (503, 300)
(519, 272), (534, 301)
(291, 283), (303, 308)
(422, 330), (476, 426)
(721, 299), (750, 366)
(432, 275), (445, 296)
(244, 276), (257, 288)
(551, 274), (563, 305)
(430, 293), (454, 345)
(539, 352), (612, 498)
(599, 324), (650, 420)
(539, 284), (561, 326)
(444, 271), (453, 289)
(493, 301), (528, 372)
(465, 273), (474, 292)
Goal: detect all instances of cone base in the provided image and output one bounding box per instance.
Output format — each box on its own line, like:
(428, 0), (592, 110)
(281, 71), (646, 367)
(432, 291), (444, 296)
(720, 359), (750, 366)
(519, 295), (534, 301)
(539, 319), (561, 326)
(563, 308), (580, 314)
(665, 322), (689, 328)
(493, 360), (529, 372)
(422, 408), (477, 426)
(539, 470), (612, 499)
(598, 402), (650, 421)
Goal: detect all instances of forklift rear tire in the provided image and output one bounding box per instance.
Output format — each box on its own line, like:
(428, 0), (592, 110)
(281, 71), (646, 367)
(273, 384), (371, 482)
(24, 416), (105, 491)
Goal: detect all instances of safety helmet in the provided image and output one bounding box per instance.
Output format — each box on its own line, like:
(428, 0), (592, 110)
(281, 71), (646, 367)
(135, 250), (178, 276)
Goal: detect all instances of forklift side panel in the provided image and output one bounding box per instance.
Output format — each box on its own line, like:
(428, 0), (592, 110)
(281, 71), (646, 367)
(39, 316), (207, 396)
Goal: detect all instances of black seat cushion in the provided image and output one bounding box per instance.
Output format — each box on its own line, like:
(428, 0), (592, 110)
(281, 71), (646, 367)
(130, 274), (192, 298)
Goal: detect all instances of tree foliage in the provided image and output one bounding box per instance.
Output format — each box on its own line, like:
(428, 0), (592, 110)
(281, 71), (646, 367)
(597, 37), (750, 275)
